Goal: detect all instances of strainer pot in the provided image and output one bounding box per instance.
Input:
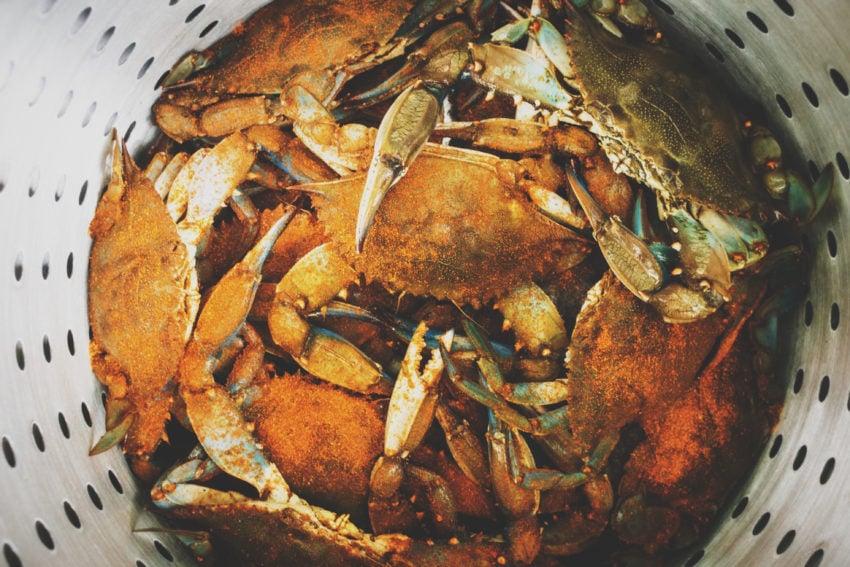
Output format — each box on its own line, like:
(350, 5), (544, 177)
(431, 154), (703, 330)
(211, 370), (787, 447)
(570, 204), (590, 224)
(1, 1), (847, 565)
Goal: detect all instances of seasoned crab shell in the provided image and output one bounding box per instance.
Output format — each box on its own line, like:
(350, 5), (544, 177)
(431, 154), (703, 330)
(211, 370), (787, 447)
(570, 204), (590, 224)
(310, 146), (590, 305)
(565, 9), (768, 217)
(163, 0), (414, 99)
(88, 141), (195, 470)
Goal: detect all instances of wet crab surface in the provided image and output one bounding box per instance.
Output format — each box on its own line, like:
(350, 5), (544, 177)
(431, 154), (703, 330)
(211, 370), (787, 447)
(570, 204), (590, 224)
(86, 0), (830, 565)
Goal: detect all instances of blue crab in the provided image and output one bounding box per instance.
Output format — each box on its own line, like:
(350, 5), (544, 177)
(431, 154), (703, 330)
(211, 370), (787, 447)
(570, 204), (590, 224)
(437, 257), (789, 561)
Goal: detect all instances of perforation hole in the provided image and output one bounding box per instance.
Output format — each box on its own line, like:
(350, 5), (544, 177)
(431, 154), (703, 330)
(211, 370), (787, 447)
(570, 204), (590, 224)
(118, 42), (136, 66)
(64, 501), (82, 529)
(87, 484), (103, 510)
(155, 540), (175, 562)
(40, 0), (57, 13)
(830, 303), (840, 330)
(806, 549), (825, 567)
(776, 530), (796, 554)
(804, 300), (813, 326)
(71, 7), (91, 35)
(2, 437), (16, 468)
(54, 175), (66, 201)
(652, 0), (674, 15)
(15, 340), (25, 370)
(199, 20), (218, 38)
(28, 75), (46, 107)
(705, 42), (725, 62)
(96, 26), (116, 52)
(793, 445), (807, 470)
(42, 335), (52, 363)
(14, 251), (23, 281)
(731, 496), (749, 518)
(81, 402), (92, 428)
(684, 549), (704, 566)
(67, 329), (76, 356)
(769, 434), (783, 457)
(802, 82), (820, 107)
(773, 0), (795, 16)
(154, 69), (170, 90)
(81, 100), (97, 128)
(837, 152), (849, 179)
(3, 543), (22, 567)
(57, 89), (73, 118)
(137, 561), (148, 567)
(103, 111), (118, 136)
(724, 28), (745, 49)
(78, 180), (89, 205)
(41, 252), (50, 279)
(746, 11), (768, 33)
(28, 168), (39, 198)
(752, 512), (771, 535)
(66, 251), (74, 278)
(818, 376), (829, 402)
(830, 68), (849, 96)
(793, 369), (804, 393)
(108, 469), (124, 494)
(32, 423), (45, 452)
(124, 120), (137, 141)
(827, 230), (838, 257)
(138, 56), (154, 79)
(185, 4), (205, 23)
(820, 457), (835, 484)
(58, 412), (70, 439)
(35, 520), (54, 550)
(776, 93), (793, 118)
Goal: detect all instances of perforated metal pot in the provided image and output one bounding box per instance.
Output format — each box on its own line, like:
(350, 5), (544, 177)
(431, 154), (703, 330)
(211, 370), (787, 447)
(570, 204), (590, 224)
(1, 1), (847, 565)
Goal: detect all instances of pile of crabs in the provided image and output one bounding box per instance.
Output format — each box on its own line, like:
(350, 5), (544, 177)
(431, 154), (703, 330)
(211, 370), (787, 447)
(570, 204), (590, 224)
(87, 0), (836, 565)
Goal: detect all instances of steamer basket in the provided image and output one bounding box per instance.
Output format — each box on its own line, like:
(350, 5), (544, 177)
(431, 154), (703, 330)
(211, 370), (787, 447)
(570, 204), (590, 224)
(1, 1), (847, 565)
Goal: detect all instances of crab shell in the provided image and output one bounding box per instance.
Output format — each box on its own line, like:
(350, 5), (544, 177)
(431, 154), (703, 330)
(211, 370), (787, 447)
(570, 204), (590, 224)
(565, 271), (778, 548)
(564, 6), (770, 219)
(309, 145), (591, 306)
(87, 141), (195, 479)
(162, 0), (415, 101)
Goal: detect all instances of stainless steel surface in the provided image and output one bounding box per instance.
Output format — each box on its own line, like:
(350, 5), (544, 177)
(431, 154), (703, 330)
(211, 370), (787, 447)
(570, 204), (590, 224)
(0, 1), (847, 565)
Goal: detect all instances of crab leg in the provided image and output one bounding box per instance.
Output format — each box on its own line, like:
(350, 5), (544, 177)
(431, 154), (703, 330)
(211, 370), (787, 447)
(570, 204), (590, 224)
(178, 207), (295, 501)
(369, 324), (464, 534)
(307, 300), (516, 362)
(486, 410), (542, 565)
(434, 117), (634, 226)
(268, 243), (394, 395)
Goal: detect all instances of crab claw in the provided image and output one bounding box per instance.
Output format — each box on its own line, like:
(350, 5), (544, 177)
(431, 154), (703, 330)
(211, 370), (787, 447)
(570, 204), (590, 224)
(356, 84), (440, 252)
(566, 167), (666, 300)
(567, 168), (728, 323)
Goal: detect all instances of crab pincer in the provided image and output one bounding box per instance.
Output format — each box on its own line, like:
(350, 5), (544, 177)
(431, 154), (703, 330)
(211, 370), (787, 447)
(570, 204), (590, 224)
(177, 206), (295, 499)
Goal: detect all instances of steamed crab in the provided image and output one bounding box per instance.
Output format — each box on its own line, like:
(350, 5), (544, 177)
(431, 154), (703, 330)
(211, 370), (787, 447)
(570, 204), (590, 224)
(436, 264), (786, 561)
